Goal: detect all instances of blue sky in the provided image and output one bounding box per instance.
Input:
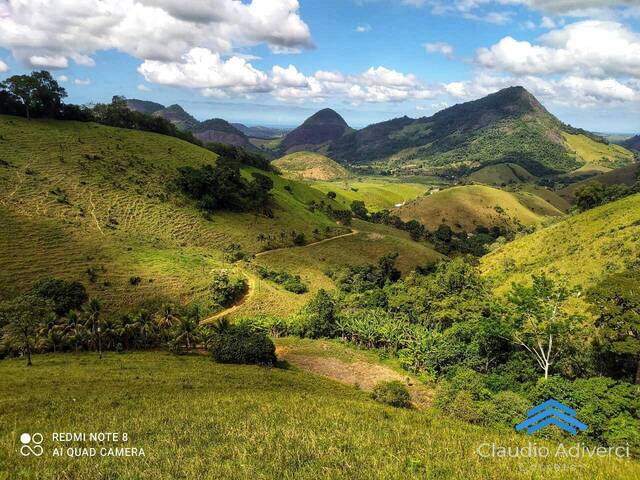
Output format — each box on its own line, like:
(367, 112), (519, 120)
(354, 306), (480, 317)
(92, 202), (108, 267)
(1, 1), (640, 132)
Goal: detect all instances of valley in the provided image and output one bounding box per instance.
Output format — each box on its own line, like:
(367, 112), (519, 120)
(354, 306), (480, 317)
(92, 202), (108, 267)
(1, 77), (640, 479)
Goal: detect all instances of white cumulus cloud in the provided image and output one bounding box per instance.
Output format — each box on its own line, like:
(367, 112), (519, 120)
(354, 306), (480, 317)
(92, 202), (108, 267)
(424, 42), (454, 58)
(0, 0), (312, 68)
(477, 21), (640, 78)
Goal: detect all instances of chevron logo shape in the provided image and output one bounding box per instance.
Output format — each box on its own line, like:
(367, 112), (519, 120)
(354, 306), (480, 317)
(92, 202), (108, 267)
(515, 399), (588, 435)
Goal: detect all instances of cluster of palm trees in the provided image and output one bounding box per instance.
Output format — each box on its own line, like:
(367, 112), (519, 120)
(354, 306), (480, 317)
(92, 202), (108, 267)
(2, 300), (211, 362)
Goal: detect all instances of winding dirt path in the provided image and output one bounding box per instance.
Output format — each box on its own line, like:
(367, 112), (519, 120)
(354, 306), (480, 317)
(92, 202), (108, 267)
(255, 228), (359, 258)
(200, 229), (359, 323)
(201, 274), (255, 324)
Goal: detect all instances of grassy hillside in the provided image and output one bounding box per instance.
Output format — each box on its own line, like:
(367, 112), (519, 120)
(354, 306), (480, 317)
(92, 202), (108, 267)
(518, 184), (571, 212)
(273, 152), (350, 181)
(467, 163), (535, 186)
(396, 185), (564, 231)
(0, 116), (349, 314)
(481, 193), (640, 293)
(3, 352), (639, 479)
(563, 132), (635, 169)
(246, 220), (442, 316)
(558, 164), (640, 202)
(310, 177), (430, 211)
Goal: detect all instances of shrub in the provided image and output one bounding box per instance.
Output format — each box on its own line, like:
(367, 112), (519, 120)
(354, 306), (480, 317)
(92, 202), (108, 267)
(210, 325), (276, 366)
(371, 380), (411, 408)
(30, 278), (88, 315)
(210, 271), (247, 308)
(299, 289), (336, 338)
(256, 266), (308, 294)
(485, 391), (531, 427)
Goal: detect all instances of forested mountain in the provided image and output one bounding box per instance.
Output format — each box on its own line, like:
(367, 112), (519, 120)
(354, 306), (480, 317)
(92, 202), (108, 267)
(126, 99), (254, 149)
(327, 86), (634, 176)
(280, 108), (350, 154)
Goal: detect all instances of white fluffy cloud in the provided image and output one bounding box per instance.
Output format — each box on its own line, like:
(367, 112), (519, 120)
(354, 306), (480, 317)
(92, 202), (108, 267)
(0, 60), (8, 73)
(270, 65), (437, 103)
(0, 0), (312, 69)
(138, 48), (270, 93)
(477, 21), (640, 77)
(444, 72), (637, 107)
(424, 42), (454, 58)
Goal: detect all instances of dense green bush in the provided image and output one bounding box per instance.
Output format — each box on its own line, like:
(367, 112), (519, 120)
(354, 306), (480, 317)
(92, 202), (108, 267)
(210, 272), (247, 308)
(210, 325), (276, 366)
(256, 266), (307, 294)
(371, 380), (411, 408)
(177, 157), (273, 213)
(29, 278), (88, 315)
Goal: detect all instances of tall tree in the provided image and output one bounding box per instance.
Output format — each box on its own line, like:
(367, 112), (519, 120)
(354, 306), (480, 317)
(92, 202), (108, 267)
(589, 272), (640, 384)
(1, 71), (67, 120)
(0, 294), (53, 366)
(508, 275), (583, 379)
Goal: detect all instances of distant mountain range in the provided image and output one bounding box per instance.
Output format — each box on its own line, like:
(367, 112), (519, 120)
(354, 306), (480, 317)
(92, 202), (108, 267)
(277, 86), (635, 177)
(128, 88), (636, 178)
(126, 99), (256, 150)
(622, 135), (640, 152)
(231, 123), (289, 139)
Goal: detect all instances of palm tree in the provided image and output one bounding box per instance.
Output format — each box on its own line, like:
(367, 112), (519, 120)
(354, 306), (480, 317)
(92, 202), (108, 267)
(154, 304), (179, 343)
(135, 309), (156, 348)
(84, 298), (101, 356)
(64, 310), (84, 352)
(173, 316), (199, 351)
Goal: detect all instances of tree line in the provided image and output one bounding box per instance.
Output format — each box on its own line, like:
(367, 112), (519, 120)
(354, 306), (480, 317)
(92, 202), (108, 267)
(243, 255), (640, 452)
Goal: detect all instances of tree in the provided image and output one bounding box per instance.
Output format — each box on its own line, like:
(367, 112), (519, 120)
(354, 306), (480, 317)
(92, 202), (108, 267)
(0, 295), (53, 366)
(30, 278), (88, 316)
(350, 200), (369, 220)
(302, 289), (336, 338)
(1, 71), (67, 120)
(574, 181), (607, 211)
(84, 299), (102, 357)
(507, 275), (583, 379)
(589, 272), (640, 384)
(326, 191), (337, 200)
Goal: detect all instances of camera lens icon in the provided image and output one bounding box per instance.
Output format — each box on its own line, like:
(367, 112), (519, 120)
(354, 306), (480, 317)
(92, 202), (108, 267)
(20, 432), (44, 457)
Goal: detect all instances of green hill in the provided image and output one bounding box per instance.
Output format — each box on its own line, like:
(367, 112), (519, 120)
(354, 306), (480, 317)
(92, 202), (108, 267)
(0, 116), (350, 314)
(0, 116), (442, 318)
(396, 185), (564, 232)
(558, 163), (640, 202)
(563, 132), (635, 170)
(467, 163), (536, 186)
(273, 152), (350, 181)
(329, 87), (635, 177)
(481, 193), (640, 294)
(310, 177), (430, 211)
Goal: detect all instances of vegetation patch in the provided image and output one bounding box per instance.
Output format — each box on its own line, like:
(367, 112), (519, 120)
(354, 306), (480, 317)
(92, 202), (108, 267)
(256, 265), (308, 294)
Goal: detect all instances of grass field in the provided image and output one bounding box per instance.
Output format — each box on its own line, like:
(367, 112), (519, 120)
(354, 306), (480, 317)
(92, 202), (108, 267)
(0, 116), (353, 314)
(2, 351), (639, 480)
(310, 177), (430, 211)
(481, 193), (640, 295)
(467, 163), (536, 186)
(239, 220), (442, 318)
(562, 133), (635, 170)
(396, 185), (564, 232)
(273, 152), (350, 181)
